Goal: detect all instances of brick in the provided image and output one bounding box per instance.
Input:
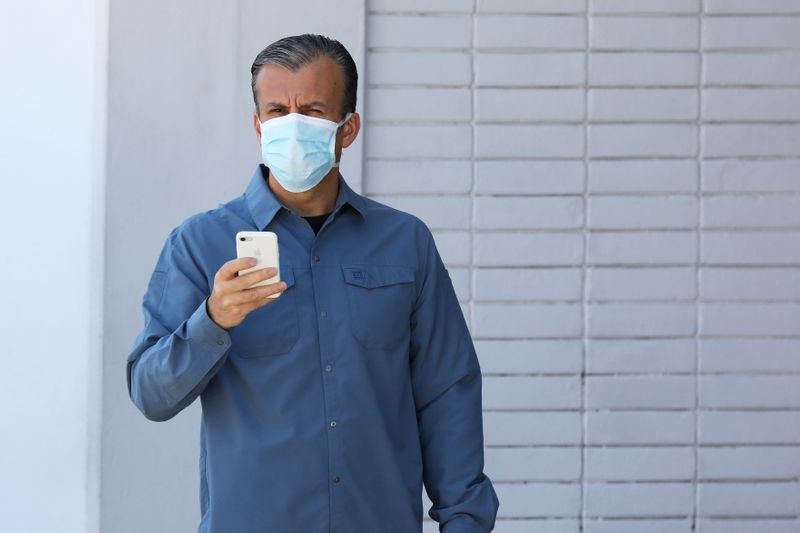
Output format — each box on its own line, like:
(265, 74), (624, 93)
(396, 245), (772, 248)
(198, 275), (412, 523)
(587, 375), (696, 408)
(589, 160), (698, 193)
(703, 124), (800, 158)
(702, 159), (800, 193)
(586, 411), (695, 444)
(702, 231), (800, 265)
(589, 124), (698, 157)
(704, 195), (800, 228)
(704, 52), (800, 86)
(475, 160), (585, 195)
(589, 196), (698, 230)
(697, 519), (800, 533)
(483, 376), (582, 409)
(474, 267), (583, 301)
(475, 231), (585, 266)
(478, 0), (587, 14)
(700, 303), (800, 336)
(589, 231), (698, 265)
(704, 17), (800, 50)
(589, 88), (698, 121)
(700, 338), (800, 373)
(705, 0), (800, 13)
(367, 51), (471, 85)
(588, 267), (697, 300)
(590, 0), (699, 13)
(589, 302), (696, 337)
(698, 482), (800, 517)
(585, 447), (695, 481)
(495, 482), (582, 517)
(485, 447), (582, 481)
(364, 160), (472, 194)
(698, 446), (800, 480)
(367, 14), (471, 48)
(584, 482), (695, 517)
(699, 411), (800, 444)
(477, 124), (585, 158)
(589, 53), (699, 86)
(585, 520), (693, 533)
(475, 196), (584, 230)
(368, 194), (470, 230)
(591, 16), (699, 50)
(476, 52), (586, 86)
(700, 267), (800, 301)
(476, 15), (586, 49)
(366, 124), (471, 158)
(474, 302), (583, 338)
(476, 88), (585, 121)
(588, 338), (696, 373)
(703, 88), (800, 121)
(700, 375), (800, 408)
(475, 339), (584, 374)
(369, 0), (473, 12)
(366, 87), (471, 121)
(485, 412), (582, 445)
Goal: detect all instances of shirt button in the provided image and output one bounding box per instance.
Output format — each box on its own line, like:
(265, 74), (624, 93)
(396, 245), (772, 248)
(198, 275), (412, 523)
(216, 339), (225, 345)
(320, 310), (327, 317)
(330, 420), (337, 428)
(332, 475), (340, 483)
(324, 364), (332, 372)
(313, 255), (320, 262)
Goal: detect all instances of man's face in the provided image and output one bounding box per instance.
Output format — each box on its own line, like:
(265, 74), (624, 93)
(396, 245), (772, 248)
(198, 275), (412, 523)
(252, 56), (359, 165)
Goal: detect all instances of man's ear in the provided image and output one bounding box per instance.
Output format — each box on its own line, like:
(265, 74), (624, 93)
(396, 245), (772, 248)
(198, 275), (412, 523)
(340, 112), (360, 149)
(253, 111), (262, 142)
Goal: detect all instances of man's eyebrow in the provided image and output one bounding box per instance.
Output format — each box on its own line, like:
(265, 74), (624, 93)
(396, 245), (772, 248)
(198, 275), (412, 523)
(263, 100), (329, 109)
(300, 100), (329, 109)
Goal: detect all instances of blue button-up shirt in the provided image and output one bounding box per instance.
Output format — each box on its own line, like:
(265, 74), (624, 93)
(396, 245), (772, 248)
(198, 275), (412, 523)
(126, 164), (500, 532)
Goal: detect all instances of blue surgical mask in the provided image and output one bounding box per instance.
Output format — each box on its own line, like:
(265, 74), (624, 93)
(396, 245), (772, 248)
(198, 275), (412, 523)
(260, 111), (353, 192)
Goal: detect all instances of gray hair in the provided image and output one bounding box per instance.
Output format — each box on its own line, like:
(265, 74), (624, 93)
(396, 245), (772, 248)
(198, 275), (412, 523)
(250, 33), (358, 120)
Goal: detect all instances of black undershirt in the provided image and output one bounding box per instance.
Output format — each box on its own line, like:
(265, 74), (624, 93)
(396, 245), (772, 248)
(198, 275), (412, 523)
(303, 211), (332, 235)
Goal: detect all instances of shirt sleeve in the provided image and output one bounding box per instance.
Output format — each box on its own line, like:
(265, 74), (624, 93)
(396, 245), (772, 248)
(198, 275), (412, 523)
(126, 226), (232, 422)
(409, 224), (500, 532)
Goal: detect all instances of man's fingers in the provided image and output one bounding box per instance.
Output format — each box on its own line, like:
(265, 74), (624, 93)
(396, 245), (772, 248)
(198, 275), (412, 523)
(217, 257), (259, 282)
(236, 280), (288, 306)
(232, 265), (279, 291)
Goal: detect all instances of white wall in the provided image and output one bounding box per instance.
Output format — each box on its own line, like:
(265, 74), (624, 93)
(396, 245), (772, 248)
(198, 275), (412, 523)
(364, 0), (800, 531)
(0, 0), (108, 532)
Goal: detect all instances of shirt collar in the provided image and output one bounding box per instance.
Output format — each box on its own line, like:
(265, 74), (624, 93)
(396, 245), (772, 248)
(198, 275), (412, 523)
(245, 164), (367, 231)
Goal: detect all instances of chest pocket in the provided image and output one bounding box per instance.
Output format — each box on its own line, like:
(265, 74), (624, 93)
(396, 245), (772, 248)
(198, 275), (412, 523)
(229, 266), (299, 358)
(342, 264), (416, 351)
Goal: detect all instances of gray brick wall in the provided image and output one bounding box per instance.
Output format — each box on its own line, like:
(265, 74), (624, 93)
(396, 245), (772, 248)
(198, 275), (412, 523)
(364, 0), (800, 531)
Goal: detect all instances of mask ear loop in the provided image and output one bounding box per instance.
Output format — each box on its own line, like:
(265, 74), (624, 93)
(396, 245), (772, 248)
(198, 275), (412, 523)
(332, 112), (354, 168)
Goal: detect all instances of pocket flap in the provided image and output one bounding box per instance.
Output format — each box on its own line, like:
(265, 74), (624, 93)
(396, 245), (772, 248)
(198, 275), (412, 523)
(279, 265), (296, 288)
(342, 264), (415, 289)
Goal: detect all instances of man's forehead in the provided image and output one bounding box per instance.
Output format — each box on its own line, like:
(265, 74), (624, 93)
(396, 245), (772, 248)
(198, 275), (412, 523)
(256, 58), (343, 107)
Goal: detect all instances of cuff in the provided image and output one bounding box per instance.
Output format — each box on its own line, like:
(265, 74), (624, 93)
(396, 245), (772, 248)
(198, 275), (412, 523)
(441, 515), (486, 533)
(186, 296), (231, 348)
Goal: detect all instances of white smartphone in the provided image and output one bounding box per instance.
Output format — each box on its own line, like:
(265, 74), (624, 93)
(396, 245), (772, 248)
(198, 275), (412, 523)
(235, 231), (281, 298)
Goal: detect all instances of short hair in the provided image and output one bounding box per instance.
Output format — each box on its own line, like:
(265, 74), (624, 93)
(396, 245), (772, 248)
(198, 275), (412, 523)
(250, 33), (357, 121)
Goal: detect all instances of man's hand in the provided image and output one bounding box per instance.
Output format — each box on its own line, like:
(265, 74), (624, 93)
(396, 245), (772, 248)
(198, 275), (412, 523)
(207, 257), (287, 329)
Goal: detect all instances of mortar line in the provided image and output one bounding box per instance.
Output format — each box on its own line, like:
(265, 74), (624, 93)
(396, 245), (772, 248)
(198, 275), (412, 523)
(693, 1), (705, 530)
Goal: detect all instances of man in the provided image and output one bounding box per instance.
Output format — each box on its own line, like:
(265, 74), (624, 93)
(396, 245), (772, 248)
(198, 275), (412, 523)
(126, 33), (499, 532)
